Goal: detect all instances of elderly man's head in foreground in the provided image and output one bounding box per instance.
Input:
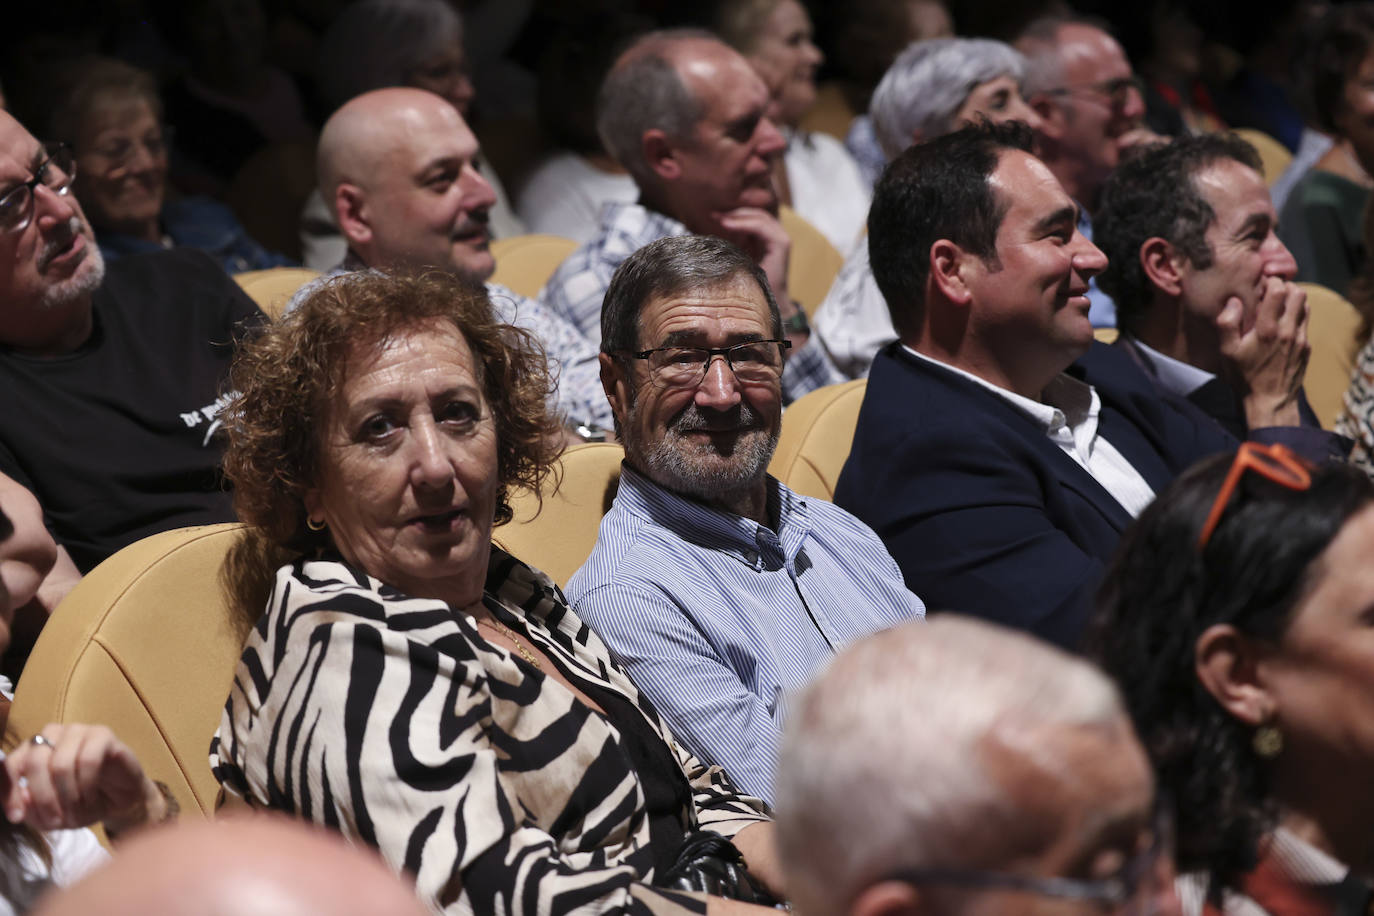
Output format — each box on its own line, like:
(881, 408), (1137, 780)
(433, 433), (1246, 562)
(776, 616), (1180, 916)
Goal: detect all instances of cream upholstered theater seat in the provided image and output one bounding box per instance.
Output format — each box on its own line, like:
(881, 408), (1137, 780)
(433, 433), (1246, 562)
(6, 524), (254, 821)
(490, 234), (579, 298)
(1301, 282), (1365, 429)
(492, 443), (625, 588)
(234, 267), (321, 320)
(1232, 128), (1293, 187)
(768, 379), (867, 501)
(779, 205), (845, 319)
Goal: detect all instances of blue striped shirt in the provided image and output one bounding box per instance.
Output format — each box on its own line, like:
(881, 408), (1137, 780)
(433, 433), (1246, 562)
(566, 464), (925, 802)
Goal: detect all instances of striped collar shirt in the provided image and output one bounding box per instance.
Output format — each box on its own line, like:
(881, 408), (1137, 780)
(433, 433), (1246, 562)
(538, 201), (845, 402)
(567, 463), (925, 802)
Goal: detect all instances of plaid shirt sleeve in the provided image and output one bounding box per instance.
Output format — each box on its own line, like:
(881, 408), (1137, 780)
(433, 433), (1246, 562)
(488, 285), (614, 429)
(539, 244), (617, 346)
(781, 337), (845, 402)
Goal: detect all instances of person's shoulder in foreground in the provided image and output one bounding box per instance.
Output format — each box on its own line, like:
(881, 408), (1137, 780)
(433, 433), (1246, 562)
(775, 614), (1180, 916)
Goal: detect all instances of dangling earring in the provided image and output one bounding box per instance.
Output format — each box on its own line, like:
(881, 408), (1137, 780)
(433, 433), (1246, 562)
(306, 517), (327, 532)
(1253, 723), (1283, 759)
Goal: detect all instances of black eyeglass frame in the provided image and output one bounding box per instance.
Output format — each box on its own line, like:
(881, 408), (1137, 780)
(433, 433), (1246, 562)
(617, 339), (793, 389)
(876, 795), (1173, 909)
(1043, 74), (1147, 108)
(0, 142), (77, 234)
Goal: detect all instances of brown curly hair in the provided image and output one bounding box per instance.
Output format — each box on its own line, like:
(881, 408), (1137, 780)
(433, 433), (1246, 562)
(223, 270), (563, 558)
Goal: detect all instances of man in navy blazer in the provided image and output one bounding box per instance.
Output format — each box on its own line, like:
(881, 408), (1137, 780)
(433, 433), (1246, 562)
(834, 122), (1315, 649)
(1095, 133), (1344, 460)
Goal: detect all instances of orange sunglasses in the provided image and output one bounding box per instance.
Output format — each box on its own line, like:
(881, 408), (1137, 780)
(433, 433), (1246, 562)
(1197, 443), (1314, 549)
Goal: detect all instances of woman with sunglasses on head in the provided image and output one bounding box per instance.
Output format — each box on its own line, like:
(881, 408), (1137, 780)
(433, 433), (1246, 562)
(1091, 443), (1374, 915)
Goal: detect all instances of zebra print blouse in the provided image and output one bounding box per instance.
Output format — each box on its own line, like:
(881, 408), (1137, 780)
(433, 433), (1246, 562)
(210, 547), (771, 916)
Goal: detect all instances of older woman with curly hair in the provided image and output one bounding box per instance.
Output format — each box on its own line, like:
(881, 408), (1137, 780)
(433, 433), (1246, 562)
(209, 271), (780, 916)
(1091, 444), (1374, 914)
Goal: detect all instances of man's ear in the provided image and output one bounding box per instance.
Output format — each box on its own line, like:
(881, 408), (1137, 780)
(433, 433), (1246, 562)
(1027, 94), (1064, 140)
(929, 240), (975, 307)
(1140, 237), (1187, 298)
(643, 129), (680, 182)
(335, 183), (371, 248)
(600, 353), (631, 426)
(850, 880), (922, 916)
(1195, 623), (1274, 727)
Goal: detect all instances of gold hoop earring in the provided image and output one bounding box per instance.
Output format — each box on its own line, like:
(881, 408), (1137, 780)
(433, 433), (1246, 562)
(1253, 724), (1283, 759)
(306, 517), (327, 532)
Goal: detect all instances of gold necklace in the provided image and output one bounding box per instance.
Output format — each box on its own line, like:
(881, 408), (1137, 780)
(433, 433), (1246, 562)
(477, 617), (542, 671)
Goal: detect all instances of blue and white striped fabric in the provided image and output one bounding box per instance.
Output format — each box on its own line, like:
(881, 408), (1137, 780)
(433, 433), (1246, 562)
(566, 464), (925, 803)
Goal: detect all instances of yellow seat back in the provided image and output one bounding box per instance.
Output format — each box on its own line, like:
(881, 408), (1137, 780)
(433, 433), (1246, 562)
(1233, 128), (1293, 187)
(768, 379), (868, 500)
(7, 524), (253, 820)
(1301, 282), (1365, 428)
(490, 234), (580, 298)
(779, 205), (846, 319)
(234, 267), (321, 320)
(492, 443), (625, 587)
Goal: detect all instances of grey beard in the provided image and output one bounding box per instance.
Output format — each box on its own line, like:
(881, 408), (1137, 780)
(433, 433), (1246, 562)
(632, 401), (778, 503)
(38, 221), (105, 311)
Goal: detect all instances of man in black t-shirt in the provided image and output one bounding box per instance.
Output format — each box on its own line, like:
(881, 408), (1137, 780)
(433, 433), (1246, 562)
(0, 111), (263, 610)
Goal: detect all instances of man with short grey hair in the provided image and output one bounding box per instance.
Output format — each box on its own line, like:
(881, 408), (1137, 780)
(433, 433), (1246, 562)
(814, 38), (1042, 377)
(776, 616), (1180, 916)
(540, 29), (843, 402)
(567, 234), (924, 803)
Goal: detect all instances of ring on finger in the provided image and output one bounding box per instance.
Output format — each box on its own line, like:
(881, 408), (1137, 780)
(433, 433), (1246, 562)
(28, 734), (52, 749)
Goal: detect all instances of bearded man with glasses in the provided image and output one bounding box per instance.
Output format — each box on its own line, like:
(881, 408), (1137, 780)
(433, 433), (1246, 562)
(565, 235), (925, 804)
(0, 112), (262, 618)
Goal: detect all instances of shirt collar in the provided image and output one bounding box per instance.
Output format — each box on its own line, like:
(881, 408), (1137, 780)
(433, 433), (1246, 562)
(615, 463), (811, 571)
(1130, 337), (1216, 398)
(902, 345), (1098, 431)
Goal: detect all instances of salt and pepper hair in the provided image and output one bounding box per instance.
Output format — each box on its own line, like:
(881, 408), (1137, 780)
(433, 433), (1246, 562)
(600, 234), (781, 356)
(315, 0), (463, 111)
(870, 37), (1028, 161)
(776, 616), (1126, 916)
(1015, 13), (1115, 97)
(595, 28), (719, 187)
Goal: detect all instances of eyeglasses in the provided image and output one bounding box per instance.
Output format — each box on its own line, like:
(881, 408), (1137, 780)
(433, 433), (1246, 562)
(879, 797), (1175, 914)
(1197, 442), (1314, 549)
(0, 142), (76, 234)
(88, 127), (172, 172)
(1045, 75), (1145, 109)
(619, 340), (792, 389)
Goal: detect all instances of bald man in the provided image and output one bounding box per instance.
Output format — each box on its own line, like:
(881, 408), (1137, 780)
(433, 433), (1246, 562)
(311, 87), (614, 437)
(33, 815), (431, 916)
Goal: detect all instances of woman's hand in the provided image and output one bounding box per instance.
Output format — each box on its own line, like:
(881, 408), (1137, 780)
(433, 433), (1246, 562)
(3, 724), (169, 837)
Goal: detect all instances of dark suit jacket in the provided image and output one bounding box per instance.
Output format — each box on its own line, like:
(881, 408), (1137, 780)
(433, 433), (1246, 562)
(1114, 334), (1349, 462)
(833, 342), (1239, 649)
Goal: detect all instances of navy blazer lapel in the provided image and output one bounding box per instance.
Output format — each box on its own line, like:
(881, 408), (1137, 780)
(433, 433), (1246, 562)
(889, 347), (1136, 533)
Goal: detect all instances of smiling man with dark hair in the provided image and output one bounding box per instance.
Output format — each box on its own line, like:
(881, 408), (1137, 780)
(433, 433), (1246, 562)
(836, 121), (1253, 649)
(1094, 133), (1345, 460)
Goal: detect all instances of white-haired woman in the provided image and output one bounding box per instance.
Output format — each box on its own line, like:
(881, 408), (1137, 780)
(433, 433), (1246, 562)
(814, 37), (1042, 378)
